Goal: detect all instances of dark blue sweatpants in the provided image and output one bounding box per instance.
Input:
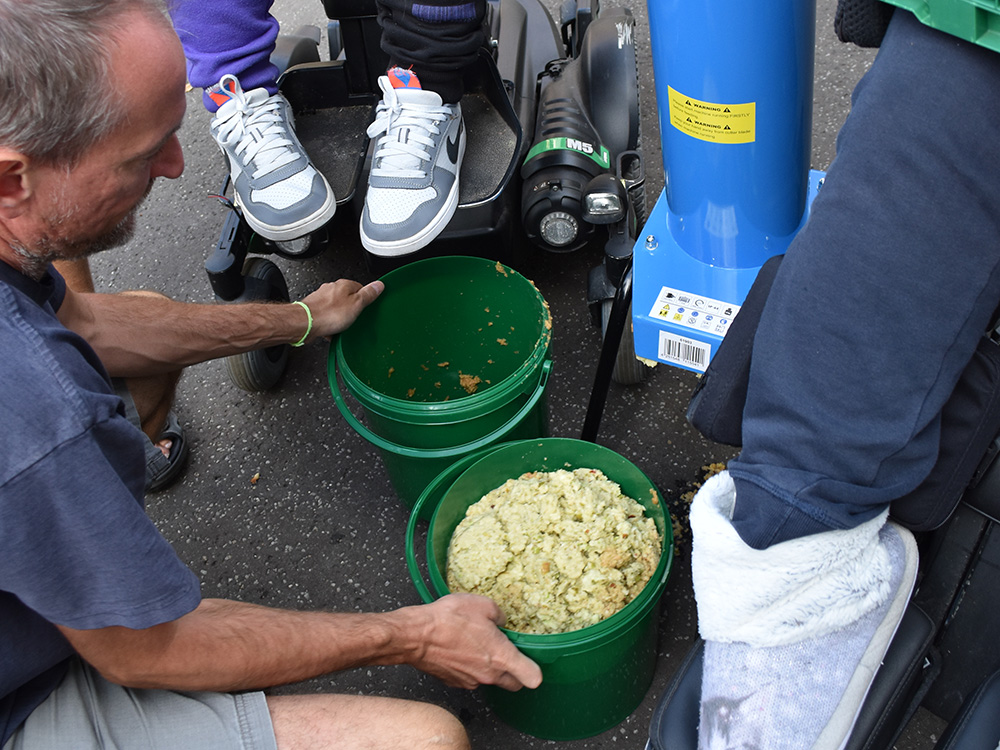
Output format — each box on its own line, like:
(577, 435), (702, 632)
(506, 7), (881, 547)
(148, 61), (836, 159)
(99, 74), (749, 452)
(729, 9), (1000, 548)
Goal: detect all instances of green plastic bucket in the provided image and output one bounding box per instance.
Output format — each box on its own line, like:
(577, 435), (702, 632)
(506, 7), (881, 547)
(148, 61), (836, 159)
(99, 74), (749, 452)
(329, 257), (553, 510)
(405, 438), (674, 740)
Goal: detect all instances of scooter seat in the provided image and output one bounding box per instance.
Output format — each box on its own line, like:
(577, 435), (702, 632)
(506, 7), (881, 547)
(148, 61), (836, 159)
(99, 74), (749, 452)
(646, 604), (934, 750)
(934, 670), (1000, 749)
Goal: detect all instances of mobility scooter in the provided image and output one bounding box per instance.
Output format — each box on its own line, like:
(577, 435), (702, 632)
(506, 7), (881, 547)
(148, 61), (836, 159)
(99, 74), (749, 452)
(202, 0), (646, 392)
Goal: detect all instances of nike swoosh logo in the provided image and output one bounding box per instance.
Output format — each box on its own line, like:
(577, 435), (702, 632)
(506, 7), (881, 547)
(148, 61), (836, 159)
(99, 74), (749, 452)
(446, 121), (463, 164)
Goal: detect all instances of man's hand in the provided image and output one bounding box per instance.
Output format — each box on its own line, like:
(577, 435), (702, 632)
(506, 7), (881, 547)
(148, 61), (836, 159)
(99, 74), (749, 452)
(300, 278), (384, 342)
(395, 593), (543, 692)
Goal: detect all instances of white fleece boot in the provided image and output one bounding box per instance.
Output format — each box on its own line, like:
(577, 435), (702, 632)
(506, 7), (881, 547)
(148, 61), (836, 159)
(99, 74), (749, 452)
(691, 471), (918, 750)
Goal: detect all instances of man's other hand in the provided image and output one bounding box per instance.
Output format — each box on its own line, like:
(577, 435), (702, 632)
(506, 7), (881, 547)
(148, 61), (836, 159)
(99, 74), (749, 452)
(301, 279), (384, 342)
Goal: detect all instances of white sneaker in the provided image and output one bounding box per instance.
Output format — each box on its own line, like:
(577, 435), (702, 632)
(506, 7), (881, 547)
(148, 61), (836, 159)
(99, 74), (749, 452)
(360, 67), (465, 257)
(209, 74), (335, 241)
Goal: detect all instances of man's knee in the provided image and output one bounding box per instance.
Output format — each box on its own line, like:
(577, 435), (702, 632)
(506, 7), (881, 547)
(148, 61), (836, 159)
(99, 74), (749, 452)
(127, 370), (182, 442)
(266, 693), (469, 750)
(414, 703), (469, 750)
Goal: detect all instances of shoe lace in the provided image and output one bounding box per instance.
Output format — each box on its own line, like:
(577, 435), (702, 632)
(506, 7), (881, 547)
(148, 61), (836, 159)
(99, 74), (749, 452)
(214, 74), (299, 179)
(366, 76), (453, 179)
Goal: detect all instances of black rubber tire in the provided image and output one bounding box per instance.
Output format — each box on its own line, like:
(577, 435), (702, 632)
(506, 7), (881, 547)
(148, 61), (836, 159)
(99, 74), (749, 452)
(225, 258), (290, 392)
(601, 298), (648, 385)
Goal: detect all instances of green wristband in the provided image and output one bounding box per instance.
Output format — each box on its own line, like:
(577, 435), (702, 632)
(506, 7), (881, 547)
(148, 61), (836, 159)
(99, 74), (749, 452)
(291, 300), (313, 347)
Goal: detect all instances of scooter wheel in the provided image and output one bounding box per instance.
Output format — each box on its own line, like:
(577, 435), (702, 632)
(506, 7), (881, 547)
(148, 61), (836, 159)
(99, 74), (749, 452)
(225, 258), (290, 392)
(269, 228), (328, 260)
(601, 298), (648, 385)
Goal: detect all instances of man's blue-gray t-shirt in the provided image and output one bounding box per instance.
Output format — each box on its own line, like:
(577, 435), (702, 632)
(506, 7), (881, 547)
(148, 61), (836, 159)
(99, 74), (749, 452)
(0, 260), (202, 745)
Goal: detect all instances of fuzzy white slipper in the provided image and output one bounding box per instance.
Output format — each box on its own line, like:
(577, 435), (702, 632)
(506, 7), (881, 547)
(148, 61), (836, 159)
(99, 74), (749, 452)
(691, 471), (918, 750)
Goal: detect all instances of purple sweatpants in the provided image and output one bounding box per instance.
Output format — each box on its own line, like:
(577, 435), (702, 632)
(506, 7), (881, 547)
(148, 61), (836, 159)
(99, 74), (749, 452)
(168, 0), (485, 110)
(168, 0), (280, 112)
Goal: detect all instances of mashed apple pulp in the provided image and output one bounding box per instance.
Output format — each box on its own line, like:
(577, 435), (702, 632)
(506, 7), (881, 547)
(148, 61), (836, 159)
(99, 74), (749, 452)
(446, 468), (661, 634)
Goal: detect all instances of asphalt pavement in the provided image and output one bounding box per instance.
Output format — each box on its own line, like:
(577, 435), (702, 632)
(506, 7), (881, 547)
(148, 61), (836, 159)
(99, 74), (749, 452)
(87, 1), (946, 747)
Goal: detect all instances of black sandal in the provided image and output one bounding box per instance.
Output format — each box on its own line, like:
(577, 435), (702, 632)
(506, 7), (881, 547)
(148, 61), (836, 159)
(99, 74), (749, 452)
(146, 411), (189, 492)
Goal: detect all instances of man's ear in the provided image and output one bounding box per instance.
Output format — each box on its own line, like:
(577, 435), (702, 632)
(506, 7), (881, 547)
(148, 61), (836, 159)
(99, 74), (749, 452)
(0, 149), (33, 217)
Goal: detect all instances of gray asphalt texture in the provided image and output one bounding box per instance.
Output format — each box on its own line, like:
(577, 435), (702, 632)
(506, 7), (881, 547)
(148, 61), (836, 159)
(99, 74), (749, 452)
(87, 1), (947, 747)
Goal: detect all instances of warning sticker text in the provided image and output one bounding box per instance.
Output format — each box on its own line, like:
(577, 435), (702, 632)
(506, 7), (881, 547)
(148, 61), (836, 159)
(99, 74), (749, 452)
(667, 86), (755, 145)
(648, 286), (741, 338)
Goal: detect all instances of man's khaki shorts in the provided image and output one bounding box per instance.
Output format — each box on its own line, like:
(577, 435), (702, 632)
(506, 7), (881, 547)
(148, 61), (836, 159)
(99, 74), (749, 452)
(3, 658), (277, 750)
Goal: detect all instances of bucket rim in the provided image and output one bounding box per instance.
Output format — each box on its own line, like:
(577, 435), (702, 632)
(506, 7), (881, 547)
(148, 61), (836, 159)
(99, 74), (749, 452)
(332, 257), (552, 421)
(336, 340), (551, 419)
(411, 437), (674, 646)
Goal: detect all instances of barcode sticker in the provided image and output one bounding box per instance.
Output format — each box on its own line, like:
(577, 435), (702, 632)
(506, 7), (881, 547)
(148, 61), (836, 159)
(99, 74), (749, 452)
(658, 331), (711, 372)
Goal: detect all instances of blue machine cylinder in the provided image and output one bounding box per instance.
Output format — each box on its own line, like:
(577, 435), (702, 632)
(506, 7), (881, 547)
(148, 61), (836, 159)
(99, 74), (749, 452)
(647, 0), (816, 268)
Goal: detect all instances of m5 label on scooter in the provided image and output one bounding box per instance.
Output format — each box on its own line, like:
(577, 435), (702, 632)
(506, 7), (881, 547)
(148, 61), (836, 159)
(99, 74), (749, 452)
(524, 137), (611, 169)
(667, 86), (755, 144)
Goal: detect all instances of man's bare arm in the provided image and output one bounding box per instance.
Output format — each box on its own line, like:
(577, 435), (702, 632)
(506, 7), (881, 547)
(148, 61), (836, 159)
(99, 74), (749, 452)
(55, 278), (384, 377)
(56, 594), (542, 693)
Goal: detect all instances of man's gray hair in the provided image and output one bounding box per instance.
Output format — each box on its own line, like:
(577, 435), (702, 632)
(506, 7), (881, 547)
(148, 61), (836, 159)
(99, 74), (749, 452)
(0, 0), (171, 166)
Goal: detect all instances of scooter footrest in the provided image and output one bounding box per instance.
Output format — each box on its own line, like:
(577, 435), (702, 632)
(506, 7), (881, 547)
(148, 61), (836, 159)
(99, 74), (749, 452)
(459, 89), (518, 205)
(294, 103), (373, 206)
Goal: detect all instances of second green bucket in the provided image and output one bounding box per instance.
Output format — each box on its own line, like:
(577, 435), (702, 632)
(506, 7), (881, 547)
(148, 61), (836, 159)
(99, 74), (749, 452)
(329, 256), (553, 510)
(406, 438), (674, 740)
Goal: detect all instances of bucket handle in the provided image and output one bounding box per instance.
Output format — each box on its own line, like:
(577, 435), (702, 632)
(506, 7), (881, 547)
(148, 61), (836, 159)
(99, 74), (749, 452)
(330, 352), (552, 460)
(405, 479), (448, 605)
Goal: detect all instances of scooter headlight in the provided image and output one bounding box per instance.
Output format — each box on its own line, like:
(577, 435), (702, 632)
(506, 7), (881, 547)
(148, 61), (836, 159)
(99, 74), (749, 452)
(583, 192), (622, 220)
(582, 174), (628, 225)
(539, 211), (579, 247)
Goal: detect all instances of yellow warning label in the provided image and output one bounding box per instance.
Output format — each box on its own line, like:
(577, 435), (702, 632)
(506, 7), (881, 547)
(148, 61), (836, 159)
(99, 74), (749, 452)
(667, 86), (755, 144)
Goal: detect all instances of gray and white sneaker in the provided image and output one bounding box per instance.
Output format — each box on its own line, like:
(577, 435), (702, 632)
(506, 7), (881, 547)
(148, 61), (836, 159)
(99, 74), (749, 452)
(209, 74), (335, 241)
(360, 67), (465, 256)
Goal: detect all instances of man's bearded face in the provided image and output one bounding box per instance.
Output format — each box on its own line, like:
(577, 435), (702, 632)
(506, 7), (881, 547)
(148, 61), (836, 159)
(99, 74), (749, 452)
(12, 177), (153, 279)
